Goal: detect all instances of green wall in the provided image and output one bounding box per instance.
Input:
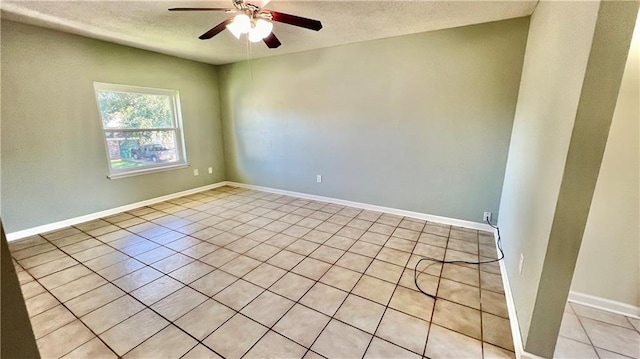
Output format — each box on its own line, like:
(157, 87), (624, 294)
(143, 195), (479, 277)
(572, 12), (640, 309)
(218, 18), (530, 223)
(1, 21), (226, 232)
(498, 1), (638, 356)
(498, 1), (601, 347)
(1, 17), (530, 233)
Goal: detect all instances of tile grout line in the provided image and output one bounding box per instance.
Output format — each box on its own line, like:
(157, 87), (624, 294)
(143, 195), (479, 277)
(45, 235), (210, 357)
(97, 194), (250, 358)
(477, 230), (486, 359)
(239, 208), (379, 359)
(128, 192), (371, 357)
(203, 207), (362, 358)
(21, 228), (496, 359)
(298, 218), (466, 357)
(299, 214), (400, 358)
(569, 306), (640, 333)
(65, 187), (282, 358)
(19, 188), (247, 358)
(17, 243), (125, 358)
(239, 216), (455, 357)
(108, 194), (370, 358)
(13, 186), (512, 359)
(200, 199), (377, 356)
(15, 209), (504, 312)
(30, 197), (436, 358)
(359, 219), (427, 358)
(28, 219), (504, 358)
(8, 219), (190, 359)
(421, 225), (451, 359)
(570, 303), (604, 359)
(118, 190), (352, 357)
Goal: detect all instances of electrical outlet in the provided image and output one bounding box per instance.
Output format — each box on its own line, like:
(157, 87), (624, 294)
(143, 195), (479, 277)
(317, 175), (322, 183)
(483, 212), (492, 222)
(193, 169), (199, 176)
(208, 167), (213, 174)
(519, 254), (525, 274)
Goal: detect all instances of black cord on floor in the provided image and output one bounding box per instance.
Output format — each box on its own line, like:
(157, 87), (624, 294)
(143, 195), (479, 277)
(414, 219), (504, 299)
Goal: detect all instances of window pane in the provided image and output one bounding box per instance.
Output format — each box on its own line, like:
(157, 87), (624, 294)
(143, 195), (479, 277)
(105, 130), (179, 170)
(97, 91), (174, 129)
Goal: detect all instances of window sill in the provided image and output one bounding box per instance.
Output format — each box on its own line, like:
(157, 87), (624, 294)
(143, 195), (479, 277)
(107, 163), (189, 179)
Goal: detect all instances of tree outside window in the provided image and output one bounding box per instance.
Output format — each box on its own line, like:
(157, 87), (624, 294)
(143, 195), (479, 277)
(94, 83), (187, 178)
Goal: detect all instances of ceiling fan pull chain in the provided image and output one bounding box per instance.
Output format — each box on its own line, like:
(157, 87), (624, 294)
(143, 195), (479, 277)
(247, 36), (254, 82)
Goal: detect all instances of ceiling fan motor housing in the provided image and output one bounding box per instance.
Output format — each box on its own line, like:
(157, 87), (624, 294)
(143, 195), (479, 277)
(169, 0), (322, 49)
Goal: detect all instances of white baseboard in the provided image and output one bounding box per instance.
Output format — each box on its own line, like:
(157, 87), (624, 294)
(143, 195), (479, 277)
(13, 179), (633, 354)
(7, 180), (493, 242)
(6, 182), (228, 241)
(493, 230), (547, 359)
(495, 230), (526, 358)
(495, 236), (640, 359)
(233, 181), (533, 355)
(225, 181), (493, 232)
(568, 291), (640, 319)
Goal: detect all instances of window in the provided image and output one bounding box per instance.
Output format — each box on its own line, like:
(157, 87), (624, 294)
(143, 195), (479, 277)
(94, 82), (188, 178)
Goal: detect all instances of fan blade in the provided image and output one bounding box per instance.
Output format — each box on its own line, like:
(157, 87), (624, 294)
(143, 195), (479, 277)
(269, 11), (322, 31)
(169, 8), (234, 11)
(263, 32), (281, 48)
(199, 17), (234, 39)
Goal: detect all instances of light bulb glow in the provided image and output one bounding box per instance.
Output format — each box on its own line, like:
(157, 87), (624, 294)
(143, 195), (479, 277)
(254, 19), (273, 38)
(226, 15), (273, 42)
(226, 21), (243, 39)
(248, 26), (263, 42)
(232, 14), (251, 33)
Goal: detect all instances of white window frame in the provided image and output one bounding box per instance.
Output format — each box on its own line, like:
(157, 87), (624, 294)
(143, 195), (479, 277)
(93, 82), (188, 179)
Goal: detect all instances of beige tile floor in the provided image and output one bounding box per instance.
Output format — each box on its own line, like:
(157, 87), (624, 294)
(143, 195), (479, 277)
(10, 186), (515, 359)
(555, 302), (640, 359)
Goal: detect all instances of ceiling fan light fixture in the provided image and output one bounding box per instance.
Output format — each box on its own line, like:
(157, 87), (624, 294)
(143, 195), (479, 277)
(248, 19), (273, 42)
(226, 22), (243, 39)
(255, 18), (273, 38)
(170, 0), (322, 49)
(232, 13), (251, 33)
(248, 27), (264, 42)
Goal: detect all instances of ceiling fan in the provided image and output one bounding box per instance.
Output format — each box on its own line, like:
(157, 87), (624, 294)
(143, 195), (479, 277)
(169, 0), (323, 49)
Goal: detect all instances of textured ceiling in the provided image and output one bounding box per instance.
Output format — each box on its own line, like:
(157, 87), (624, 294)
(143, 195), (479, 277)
(1, 1), (538, 65)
